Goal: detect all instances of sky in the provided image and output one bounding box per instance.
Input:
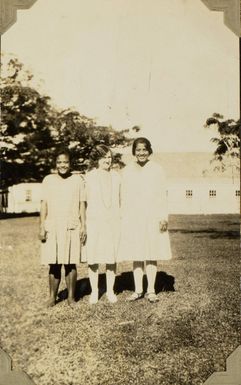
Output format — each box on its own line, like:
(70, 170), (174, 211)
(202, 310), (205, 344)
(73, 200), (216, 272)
(2, 0), (239, 153)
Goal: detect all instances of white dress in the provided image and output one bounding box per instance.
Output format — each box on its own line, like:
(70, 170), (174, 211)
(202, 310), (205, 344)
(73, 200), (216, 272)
(41, 173), (85, 265)
(82, 168), (121, 264)
(118, 160), (172, 262)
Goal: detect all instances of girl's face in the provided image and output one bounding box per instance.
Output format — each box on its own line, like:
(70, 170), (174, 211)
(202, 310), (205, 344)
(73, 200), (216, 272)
(98, 151), (112, 171)
(56, 154), (71, 175)
(134, 143), (150, 165)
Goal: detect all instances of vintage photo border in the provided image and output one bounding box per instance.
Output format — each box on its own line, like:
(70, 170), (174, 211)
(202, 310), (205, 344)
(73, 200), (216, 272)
(0, 0), (240, 36)
(0, 0), (240, 384)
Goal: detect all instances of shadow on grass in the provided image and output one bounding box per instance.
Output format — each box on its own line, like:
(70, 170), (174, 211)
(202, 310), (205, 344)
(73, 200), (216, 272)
(57, 271), (175, 303)
(115, 271), (175, 294)
(0, 212), (39, 220)
(170, 229), (239, 239)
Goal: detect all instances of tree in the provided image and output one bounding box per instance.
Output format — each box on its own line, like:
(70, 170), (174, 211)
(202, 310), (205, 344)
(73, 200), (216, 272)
(0, 56), (132, 187)
(205, 113), (240, 172)
(1, 57), (58, 186)
(54, 108), (131, 171)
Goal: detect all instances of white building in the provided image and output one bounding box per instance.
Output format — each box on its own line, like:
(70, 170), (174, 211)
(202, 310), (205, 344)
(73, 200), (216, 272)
(6, 183), (42, 213)
(1, 153), (239, 215)
(3, 177), (240, 215)
(167, 177), (239, 214)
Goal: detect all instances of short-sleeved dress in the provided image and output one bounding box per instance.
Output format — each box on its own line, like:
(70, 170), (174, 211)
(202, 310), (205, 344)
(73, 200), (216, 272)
(41, 173), (85, 265)
(117, 160), (172, 262)
(82, 168), (121, 265)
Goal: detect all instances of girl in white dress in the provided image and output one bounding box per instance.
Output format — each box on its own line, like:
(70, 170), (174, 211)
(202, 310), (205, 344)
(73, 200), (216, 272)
(118, 137), (172, 303)
(39, 148), (86, 307)
(82, 145), (121, 304)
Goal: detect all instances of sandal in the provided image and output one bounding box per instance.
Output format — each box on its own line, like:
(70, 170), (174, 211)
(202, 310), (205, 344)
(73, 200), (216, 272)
(146, 293), (159, 303)
(89, 292), (98, 305)
(67, 298), (77, 308)
(126, 292), (143, 302)
(106, 292), (118, 303)
(46, 299), (56, 308)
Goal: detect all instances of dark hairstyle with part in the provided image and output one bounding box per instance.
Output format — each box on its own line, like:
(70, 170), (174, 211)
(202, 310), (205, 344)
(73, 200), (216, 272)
(89, 144), (112, 167)
(55, 147), (71, 161)
(132, 137), (153, 155)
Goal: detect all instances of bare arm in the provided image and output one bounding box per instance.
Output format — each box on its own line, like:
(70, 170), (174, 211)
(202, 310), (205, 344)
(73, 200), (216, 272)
(159, 189), (168, 232)
(39, 199), (47, 241)
(78, 175), (87, 243)
(159, 167), (169, 233)
(79, 201), (87, 244)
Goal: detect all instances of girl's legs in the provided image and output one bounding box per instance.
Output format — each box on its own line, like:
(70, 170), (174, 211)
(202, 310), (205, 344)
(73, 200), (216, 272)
(146, 260), (157, 294)
(106, 263), (117, 303)
(48, 264), (61, 307)
(64, 264), (77, 305)
(133, 261), (144, 294)
(146, 260), (159, 302)
(88, 264), (99, 304)
(127, 261), (144, 301)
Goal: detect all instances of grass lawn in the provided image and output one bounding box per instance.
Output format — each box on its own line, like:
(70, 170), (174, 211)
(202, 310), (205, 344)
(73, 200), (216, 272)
(0, 214), (240, 385)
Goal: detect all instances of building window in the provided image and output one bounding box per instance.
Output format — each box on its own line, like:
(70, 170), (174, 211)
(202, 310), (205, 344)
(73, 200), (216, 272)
(186, 190), (193, 198)
(209, 190), (216, 197)
(25, 190), (32, 202)
(235, 190), (240, 197)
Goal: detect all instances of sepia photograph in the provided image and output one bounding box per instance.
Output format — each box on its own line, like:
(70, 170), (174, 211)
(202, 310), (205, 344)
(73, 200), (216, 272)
(0, 1), (240, 384)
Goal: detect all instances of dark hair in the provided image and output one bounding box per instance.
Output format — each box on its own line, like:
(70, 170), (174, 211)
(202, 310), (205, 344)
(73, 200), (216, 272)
(55, 147), (71, 161)
(89, 144), (112, 166)
(132, 137), (153, 155)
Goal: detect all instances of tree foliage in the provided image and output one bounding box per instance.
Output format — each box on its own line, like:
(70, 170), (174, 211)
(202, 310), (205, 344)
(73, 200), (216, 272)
(1, 57), (131, 187)
(205, 113), (240, 171)
(1, 58), (58, 186)
(54, 109), (130, 170)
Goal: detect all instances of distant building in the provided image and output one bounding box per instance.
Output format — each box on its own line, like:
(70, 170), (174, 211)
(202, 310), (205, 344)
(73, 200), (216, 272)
(6, 183), (42, 213)
(2, 177), (239, 215)
(1, 153), (240, 215)
(167, 177), (239, 214)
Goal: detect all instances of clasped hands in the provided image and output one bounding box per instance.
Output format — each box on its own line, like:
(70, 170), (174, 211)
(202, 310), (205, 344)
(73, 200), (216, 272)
(40, 222), (166, 243)
(39, 227), (47, 242)
(79, 224), (87, 244)
(159, 220), (168, 233)
(39, 225), (87, 244)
